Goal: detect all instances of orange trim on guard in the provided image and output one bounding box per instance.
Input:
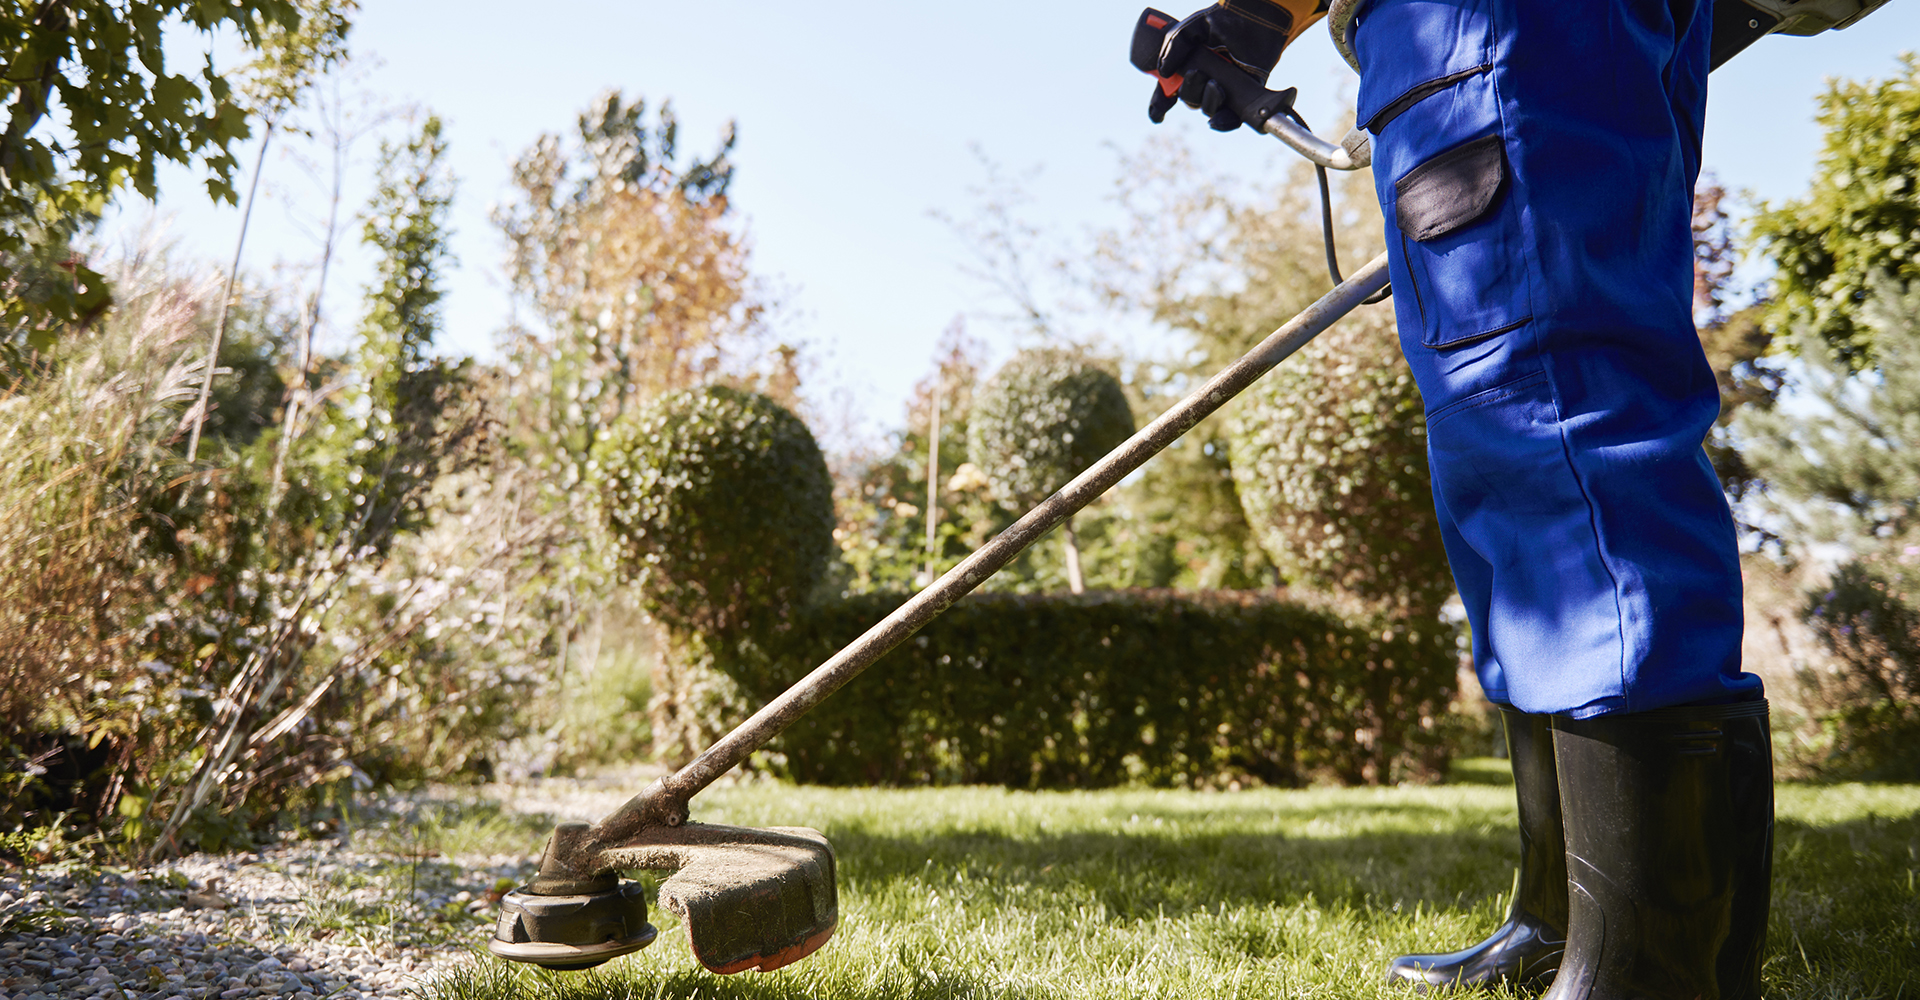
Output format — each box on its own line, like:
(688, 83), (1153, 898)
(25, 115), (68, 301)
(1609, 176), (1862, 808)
(696, 919), (839, 975)
(1157, 72), (1184, 96)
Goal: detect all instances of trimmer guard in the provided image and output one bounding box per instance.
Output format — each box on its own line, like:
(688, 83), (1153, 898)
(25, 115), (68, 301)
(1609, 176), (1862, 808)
(599, 823), (839, 975)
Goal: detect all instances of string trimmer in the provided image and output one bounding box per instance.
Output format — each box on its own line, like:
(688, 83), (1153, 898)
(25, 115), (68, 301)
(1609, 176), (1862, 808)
(486, 0), (1899, 975)
(488, 253), (1387, 973)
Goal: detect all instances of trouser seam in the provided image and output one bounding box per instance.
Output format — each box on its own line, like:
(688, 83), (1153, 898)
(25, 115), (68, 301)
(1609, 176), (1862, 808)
(1553, 420), (1632, 710)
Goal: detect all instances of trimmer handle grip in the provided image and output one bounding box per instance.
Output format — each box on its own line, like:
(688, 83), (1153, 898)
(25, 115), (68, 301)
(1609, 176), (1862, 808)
(1129, 9), (1181, 83)
(1131, 7), (1299, 129)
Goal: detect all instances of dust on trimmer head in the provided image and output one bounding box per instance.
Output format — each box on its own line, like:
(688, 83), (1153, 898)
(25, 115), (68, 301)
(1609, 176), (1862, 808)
(490, 817), (838, 974)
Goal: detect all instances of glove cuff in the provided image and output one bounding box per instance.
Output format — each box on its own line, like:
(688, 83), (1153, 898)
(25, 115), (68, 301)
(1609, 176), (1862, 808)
(1220, 0), (1331, 49)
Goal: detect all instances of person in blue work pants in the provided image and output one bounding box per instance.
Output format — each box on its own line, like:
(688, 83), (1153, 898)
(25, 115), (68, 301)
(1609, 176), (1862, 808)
(1144, 0), (1776, 996)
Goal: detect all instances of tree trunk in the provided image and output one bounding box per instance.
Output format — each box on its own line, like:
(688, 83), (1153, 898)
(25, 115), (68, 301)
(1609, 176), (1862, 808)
(925, 378), (942, 585)
(1062, 515), (1085, 595)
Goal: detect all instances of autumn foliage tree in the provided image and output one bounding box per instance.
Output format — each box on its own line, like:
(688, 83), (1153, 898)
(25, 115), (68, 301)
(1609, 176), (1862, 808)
(494, 90), (776, 471)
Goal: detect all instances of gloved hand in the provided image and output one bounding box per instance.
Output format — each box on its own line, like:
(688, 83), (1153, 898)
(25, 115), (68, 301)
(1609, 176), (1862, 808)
(1146, 0), (1328, 130)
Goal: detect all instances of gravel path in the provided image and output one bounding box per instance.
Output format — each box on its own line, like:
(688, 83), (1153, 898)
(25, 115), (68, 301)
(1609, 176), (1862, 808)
(0, 842), (536, 1000)
(0, 770), (674, 1000)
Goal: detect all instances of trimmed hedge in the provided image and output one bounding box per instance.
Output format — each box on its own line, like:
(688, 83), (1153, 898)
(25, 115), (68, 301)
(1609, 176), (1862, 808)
(723, 590), (1456, 788)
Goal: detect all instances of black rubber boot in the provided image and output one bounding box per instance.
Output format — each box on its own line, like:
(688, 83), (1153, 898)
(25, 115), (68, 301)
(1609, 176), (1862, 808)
(1386, 708), (1569, 992)
(1540, 699), (1774, 1000)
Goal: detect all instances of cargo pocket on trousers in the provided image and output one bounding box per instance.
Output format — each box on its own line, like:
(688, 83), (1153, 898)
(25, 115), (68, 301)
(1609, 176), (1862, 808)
(1384, 115), (1533, 349)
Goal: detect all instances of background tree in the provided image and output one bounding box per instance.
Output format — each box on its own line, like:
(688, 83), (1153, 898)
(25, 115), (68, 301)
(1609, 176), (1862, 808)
(0, 0), (354, 354)
(341, 114), (459, 544)
(1692, 178), (1784, 501)
(1735, 280), (1920, 778)
(1736, 279), (1920, 558)
(835, 325), (997, 595)
(1090, 141), (1327, 590)
(494, 89), (774, 474)
(1751, 54), (1920, 370)
(182, 0), (357, 462)
(1093, 138), (1416, 599)
(967, 347), (1135, 594)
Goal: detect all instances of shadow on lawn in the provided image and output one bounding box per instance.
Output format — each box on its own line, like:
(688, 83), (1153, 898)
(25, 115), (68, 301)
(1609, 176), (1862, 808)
(824, 820), (1524, 919)
(820, 797), (1919, 935)
(1765, 810), (1920, 999)
(419, 792), (1919, 1000)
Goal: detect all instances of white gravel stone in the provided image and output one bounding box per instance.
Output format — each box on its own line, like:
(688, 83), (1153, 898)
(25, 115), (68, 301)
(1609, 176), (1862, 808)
(0, 838), (542, 999)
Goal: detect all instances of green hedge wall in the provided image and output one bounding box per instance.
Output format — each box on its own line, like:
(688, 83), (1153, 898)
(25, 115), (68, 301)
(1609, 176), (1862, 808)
(723, 590), (1457, 788)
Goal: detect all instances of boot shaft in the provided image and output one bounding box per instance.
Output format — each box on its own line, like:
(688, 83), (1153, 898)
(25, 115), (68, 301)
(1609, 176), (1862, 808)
(1385, 709), (1570, 991)
(1545, 700), (1774, 1000)
(1503, 706), (1571, 931)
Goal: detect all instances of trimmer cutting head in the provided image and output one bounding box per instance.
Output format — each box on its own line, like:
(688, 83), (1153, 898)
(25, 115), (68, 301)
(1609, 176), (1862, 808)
(490, 820), (839, 975)
(489, 877), (657, 971)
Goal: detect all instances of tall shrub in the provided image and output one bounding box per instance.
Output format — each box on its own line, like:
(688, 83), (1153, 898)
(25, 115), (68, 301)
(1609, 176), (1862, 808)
(967, 348), (1135, 593)
(1228, 305), (1449, 618)
(593, 385), (834, 760)
(139, 113), (495, 851)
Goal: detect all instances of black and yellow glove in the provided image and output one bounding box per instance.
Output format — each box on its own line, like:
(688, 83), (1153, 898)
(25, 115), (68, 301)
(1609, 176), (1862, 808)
(1143, 0), (1328, 130)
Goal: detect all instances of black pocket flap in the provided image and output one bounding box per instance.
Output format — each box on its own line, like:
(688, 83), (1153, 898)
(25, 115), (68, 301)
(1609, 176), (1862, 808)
(1394, 134), (1508, 243)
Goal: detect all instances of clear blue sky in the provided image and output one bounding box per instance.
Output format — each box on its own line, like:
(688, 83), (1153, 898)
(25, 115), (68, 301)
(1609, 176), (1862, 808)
(124, 1), (1920, 443)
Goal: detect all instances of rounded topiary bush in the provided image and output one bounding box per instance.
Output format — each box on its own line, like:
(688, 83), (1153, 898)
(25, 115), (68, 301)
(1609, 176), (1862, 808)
(967, 348), (1135, 592)
(967, 348), (1135, 508)
(593, 385), (835, 640)
(1227, 308), (1452, 616)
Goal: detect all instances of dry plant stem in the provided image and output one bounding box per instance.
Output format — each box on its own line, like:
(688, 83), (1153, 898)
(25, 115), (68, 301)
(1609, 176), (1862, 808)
(585, 253), (1392, 849)
(186, 121), (274, 464)
(270, 109), (348, 512)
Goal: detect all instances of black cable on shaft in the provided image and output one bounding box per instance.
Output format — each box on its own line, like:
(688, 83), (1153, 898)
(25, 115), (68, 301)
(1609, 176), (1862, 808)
(1287, 107), (1392, 306)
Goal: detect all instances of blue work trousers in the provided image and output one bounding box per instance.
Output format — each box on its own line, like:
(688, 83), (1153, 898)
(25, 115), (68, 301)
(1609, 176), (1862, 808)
(1351, 0), (1762, 716)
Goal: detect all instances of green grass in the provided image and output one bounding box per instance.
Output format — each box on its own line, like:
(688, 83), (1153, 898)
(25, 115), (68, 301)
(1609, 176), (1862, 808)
(422, 773), (1920, 1000)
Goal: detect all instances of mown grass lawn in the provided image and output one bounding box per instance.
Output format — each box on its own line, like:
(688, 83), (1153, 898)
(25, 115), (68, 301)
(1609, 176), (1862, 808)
(427, 766), (1919, 1000)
